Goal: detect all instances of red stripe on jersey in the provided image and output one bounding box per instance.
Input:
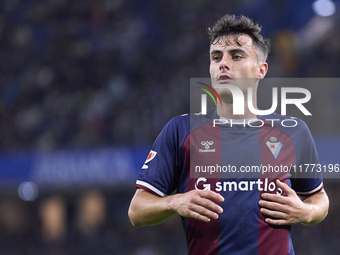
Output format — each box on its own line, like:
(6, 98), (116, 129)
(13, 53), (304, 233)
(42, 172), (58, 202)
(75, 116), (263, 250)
(258, 121), (296, 255)
(183, 122), (222, 255)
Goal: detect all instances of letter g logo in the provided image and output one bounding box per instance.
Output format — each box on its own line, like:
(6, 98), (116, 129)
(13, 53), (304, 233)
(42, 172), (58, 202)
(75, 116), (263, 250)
(195, 177), (211, 190)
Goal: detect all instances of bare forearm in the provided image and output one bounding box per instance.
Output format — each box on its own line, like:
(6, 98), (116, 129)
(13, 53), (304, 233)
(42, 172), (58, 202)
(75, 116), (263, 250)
(128, 188), (224, 227)
(300, 189), (329, 226)
(128, 189), (176, 227)
(259, 180), (329, 226)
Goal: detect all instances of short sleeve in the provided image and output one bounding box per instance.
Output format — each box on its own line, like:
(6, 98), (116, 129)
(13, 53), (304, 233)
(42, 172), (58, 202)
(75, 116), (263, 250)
(291, 121), (323, 195)
(135, 116), (188, 197)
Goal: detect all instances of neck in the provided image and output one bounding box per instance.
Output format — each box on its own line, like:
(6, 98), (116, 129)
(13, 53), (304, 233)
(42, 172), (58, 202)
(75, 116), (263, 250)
(216, 88), (258, 119)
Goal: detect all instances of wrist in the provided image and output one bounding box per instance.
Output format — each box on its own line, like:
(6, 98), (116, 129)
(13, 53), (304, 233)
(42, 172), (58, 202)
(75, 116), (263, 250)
(301, 203), (314, 226)
(165, 194), (178, 213)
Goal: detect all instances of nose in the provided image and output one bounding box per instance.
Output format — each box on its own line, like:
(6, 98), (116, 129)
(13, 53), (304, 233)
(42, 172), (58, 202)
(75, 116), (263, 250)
(219, 57), (230, 71)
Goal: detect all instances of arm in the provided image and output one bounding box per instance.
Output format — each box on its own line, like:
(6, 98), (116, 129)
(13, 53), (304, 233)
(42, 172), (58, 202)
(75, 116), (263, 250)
(128, 188), (224, 227)
(258, 180), (329, 226)
(298, 188), (329, 225)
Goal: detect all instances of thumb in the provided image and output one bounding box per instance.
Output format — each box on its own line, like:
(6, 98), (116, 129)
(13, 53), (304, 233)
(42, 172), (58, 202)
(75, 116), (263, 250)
(276, 179), (294, 196)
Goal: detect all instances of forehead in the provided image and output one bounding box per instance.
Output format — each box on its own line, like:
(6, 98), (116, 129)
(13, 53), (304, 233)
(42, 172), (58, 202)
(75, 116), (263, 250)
(210, 34), (255, 52)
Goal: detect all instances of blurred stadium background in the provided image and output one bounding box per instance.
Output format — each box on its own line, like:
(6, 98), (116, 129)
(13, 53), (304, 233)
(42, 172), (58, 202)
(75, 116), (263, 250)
(0, 0), (339, 254)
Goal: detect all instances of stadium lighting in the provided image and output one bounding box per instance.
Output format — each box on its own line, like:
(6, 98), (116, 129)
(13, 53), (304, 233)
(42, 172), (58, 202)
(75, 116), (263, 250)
(18, 181), (39, 201)
(312, 0), (336, 17)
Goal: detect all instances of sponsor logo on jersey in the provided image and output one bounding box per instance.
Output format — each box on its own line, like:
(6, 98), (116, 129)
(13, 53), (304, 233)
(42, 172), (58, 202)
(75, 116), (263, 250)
(142, 150), (157, 169)
(195, 177), (211, 190)
(199, 141), (215, 152)
(266, 137), (282, 159)
(195, 177), (283, 195)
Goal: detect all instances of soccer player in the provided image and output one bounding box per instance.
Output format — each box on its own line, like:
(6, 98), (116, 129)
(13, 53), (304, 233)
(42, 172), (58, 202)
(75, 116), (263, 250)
(128, 15), (329, 254)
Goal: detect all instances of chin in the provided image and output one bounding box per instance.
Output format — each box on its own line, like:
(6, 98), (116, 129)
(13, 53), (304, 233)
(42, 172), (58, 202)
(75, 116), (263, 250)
(215, 88), (233, 103)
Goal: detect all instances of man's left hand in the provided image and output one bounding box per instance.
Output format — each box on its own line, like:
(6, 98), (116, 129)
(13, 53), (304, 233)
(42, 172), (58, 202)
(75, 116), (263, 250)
(258, 180), (312, 225)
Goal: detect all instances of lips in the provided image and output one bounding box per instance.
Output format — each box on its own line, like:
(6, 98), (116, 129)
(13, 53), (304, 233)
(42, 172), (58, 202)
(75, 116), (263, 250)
(218, 73), (232, 81)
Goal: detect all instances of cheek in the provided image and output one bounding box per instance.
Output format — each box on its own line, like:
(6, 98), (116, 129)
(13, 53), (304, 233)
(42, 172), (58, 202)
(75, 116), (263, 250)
(209, 64), (215, 76)
(244, 63), (258, 75)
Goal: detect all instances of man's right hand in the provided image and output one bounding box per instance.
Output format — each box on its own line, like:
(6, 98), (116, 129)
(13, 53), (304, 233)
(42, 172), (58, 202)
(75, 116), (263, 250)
(129, 188), (224, 227)
(168, 190), (224, 222)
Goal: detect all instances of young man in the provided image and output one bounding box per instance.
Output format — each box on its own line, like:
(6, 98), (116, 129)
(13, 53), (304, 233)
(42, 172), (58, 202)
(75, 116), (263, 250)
(128, 15), (329, 255)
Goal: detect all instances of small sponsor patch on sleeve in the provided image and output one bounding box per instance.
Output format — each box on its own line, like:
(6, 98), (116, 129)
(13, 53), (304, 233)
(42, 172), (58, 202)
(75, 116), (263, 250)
(142, 150), (157, 169)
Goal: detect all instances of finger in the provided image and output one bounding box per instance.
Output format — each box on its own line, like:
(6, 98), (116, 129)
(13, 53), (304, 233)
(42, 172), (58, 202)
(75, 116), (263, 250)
(258, 200), (288, 213)
(194, 196), (223, 214)
(261, 193), (288, 204)
(264, 218), (291, 226)
(199, 190), (224, 203)
(190, 204), (220, 220)
(260, 207), (287, 220)
(276, 179), (294, 195)
(186, 210), (212, 223)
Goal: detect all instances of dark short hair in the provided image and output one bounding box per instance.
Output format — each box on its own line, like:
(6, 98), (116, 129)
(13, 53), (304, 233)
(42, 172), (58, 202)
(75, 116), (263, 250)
(207, 15), (270, 61)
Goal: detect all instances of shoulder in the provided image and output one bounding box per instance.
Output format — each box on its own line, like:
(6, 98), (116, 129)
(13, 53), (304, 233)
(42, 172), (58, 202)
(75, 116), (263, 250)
(164, 113), (190, 131)
(159, 110), (217, 143)
(165, 108), (216, 130)
(155, 114), (191, 144)
(259, 112), (312, 138)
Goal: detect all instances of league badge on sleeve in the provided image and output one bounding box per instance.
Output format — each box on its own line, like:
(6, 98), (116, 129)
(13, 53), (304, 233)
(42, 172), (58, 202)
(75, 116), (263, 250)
(142, 150), (157, 169)
(266, 137), (283, 159)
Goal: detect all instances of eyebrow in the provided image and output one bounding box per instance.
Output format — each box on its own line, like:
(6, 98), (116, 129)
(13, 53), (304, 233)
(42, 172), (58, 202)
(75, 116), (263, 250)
(228, 49), (248, 56)
(210, 50), (222, 55)
(210, 49), (248, 56)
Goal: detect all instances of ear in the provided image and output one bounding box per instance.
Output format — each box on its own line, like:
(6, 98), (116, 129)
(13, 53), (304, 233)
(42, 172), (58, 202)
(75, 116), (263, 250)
(257, 62), (268, 79)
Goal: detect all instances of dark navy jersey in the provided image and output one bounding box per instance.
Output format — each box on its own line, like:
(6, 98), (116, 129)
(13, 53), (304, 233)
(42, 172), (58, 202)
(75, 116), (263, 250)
(136, 108), (323, 255)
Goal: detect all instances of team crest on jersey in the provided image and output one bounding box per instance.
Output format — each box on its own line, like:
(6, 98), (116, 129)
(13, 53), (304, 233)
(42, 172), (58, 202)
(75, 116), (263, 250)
(266, 137), (282, 159)
(199, 141), (215, 152)
(142, 150), (157, 169)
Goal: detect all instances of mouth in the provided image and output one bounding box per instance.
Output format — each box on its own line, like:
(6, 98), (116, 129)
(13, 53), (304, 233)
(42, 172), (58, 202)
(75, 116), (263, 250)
(217, 74), (232, 83)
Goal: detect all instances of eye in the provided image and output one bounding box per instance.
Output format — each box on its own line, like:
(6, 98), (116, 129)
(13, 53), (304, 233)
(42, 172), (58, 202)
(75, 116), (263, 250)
(212, 55), (221, 61)
(232, 55), (243, 60)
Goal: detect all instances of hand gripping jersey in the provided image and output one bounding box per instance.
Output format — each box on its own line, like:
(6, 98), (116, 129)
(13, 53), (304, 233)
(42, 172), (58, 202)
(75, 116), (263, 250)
(136, 109), (323, 255)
